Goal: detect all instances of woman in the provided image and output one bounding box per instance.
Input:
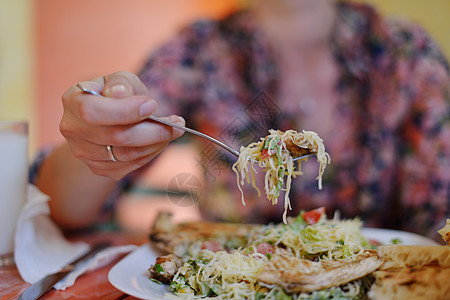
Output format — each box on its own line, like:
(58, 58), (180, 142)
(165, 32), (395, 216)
(34, 0), (449, 239)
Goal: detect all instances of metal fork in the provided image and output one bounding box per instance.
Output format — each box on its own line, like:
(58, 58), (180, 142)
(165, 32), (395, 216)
(77, 84), (313, 161)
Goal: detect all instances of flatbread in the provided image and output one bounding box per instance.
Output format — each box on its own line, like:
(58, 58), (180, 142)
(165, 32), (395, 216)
(377, 245), (450, 269)
(149, 211), (256, 256)
(368, 266), (450, 300)
(368, 245), (450, 300)
(438, 219), (450, 245)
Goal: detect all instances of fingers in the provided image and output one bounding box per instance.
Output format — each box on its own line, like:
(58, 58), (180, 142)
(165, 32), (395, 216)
(66, 131), (173, 180)
(61, 72), (186, 180)
(86, 154), (156, 181)
(62, 114), (184, 147)
(66, 71), (150, 98)
(63, 71), (155, 126)
(78, 95), (157, 126)
(63, 85), (157, 126)
(67, 136), (170, 162)
(102, 71), (150, 98)
(68, 140), (164, 180)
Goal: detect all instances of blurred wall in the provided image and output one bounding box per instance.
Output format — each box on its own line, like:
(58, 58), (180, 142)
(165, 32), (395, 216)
(358, 0), (450, 56)
(0, 0), (448, 156)
(0, 0), (35, 153)
(34, 0), (240, 152)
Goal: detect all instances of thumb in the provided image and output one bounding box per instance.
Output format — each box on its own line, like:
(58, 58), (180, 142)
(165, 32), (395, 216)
(102, 71), (150, 98)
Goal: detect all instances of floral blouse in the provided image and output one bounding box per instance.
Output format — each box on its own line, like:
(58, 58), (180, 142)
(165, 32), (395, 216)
(137, 1), (449, 239)
(31, 1), (449, 239)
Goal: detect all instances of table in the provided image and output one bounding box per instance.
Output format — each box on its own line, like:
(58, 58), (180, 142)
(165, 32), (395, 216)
(0, 230), (147, 300)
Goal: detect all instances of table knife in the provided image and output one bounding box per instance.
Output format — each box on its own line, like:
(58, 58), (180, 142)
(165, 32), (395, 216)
(18, 241), (111, 300)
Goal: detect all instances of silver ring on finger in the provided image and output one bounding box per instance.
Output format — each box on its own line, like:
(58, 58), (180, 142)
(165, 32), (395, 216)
(106, 145), (118, 162)
(76, 83), (101, 96)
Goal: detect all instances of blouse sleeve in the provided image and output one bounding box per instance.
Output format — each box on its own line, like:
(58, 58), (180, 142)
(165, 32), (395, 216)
(393, 20), (450, 238)
(29, 146), (54, 185)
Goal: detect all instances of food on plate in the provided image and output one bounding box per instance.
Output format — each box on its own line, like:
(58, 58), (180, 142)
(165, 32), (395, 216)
(232, 129), (330, 223)
(149, 208), (381, 299)
(376, 245), (450, 270)
(149, 254), (184, 284)
(367, 245), (450, 300)
(438, 218), (450, 244)
(148, 210), (450, 299)
(149, 211), (257, 257)
(368, 266), (450, 300)
(258, 250), (380, 293)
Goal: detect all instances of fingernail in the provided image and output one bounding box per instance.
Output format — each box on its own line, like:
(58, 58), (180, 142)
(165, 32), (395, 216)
(140, 100), (157, 117)
(177, 116), (185, 125)
(168, 115), (185, 124)
(107, 84), (130, 97)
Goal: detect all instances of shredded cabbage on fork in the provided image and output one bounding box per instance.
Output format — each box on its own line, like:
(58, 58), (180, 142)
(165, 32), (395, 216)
(232, 129), (330, 224)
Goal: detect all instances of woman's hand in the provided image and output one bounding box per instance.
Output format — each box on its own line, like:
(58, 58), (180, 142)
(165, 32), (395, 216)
(60, 71), (185, 180)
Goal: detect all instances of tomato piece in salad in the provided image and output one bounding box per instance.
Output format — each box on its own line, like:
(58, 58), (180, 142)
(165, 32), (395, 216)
(302, 207), (326, 225)
(261, 148), (270, 160)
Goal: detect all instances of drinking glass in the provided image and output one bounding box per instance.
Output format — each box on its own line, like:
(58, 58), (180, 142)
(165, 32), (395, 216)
(0, 121), (28, 267)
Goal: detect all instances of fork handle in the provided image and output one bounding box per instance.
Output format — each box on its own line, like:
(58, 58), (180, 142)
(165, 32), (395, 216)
(147, 115), (240, 157)
(77, 85), (240, 158)
(147, 116), (313, 162)
(77, 86), (310, 162)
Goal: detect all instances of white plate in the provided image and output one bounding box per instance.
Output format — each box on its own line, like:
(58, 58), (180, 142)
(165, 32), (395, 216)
(108, 228), (439, 299)
(361, 228), (439, 246)
(108, 243), (170, 300)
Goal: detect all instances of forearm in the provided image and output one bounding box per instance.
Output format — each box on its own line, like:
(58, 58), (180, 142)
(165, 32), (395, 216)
(36, 143), (118, 230)
(39, 72), (185, 229)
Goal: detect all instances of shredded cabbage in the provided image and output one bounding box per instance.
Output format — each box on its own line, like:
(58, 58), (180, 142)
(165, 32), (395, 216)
(232, 130), (330, 224)
(158, 211), (372, 299)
